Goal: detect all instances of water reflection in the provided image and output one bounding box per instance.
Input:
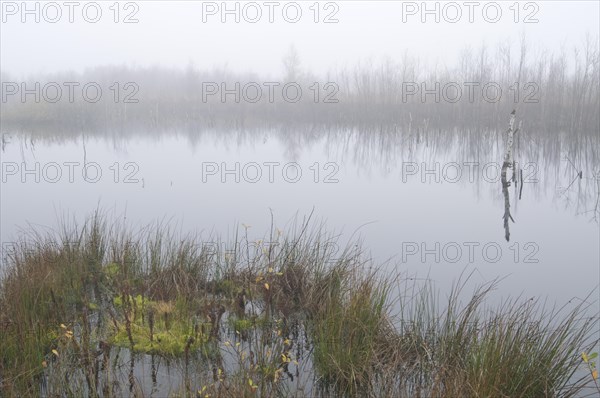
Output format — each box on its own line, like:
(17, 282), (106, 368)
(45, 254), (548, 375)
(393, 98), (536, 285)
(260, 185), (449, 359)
(2, 119), (598, 223)
(1, 119), (598, 297)
(2, 119), (598, 396)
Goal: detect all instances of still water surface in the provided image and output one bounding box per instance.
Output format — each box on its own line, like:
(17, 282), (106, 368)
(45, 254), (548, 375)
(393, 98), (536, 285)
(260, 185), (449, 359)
(2, 126), (598, 306)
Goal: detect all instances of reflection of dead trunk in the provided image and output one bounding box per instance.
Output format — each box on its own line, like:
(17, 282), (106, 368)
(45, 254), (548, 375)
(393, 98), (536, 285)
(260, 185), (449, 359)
(100, 341), (110, 397)
(151, 354), (157, 386)
(128, 353), (135, 393)
(501, 111), (521, 241)
(519, 169), (524, 200)
(501, 175), (513, 241)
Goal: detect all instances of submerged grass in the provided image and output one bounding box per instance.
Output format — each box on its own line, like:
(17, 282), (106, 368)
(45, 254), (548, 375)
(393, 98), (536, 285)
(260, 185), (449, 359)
(0, 211), (598, 397)
(390, 278), (600, 397)
(312, 271), (394, 395)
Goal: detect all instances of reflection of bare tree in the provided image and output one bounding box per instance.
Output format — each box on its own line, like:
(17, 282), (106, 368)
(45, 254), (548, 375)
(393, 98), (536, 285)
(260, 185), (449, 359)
(588, 172), (600, 222)
(576, 170), (600, 223)
(554, 151), (600, 224)
(557, 156), (583, 207)
(2, 79), (599, 227)
(501, 111), (521, 241)
(4, 118), (598, 217)
(590, 172), (600, 222)
(1, 133), (9, 152)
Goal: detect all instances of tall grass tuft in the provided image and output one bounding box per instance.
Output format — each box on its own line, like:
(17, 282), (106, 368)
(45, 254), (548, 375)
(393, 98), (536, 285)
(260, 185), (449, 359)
(0, 212), (597, 397)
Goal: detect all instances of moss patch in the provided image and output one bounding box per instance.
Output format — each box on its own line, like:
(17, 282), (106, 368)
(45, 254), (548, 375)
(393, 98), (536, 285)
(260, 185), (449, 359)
(110, 295), (211, 356)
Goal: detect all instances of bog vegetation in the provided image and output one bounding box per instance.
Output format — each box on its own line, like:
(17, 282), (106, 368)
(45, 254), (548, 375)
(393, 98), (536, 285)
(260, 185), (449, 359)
(0, 211), (598, 397)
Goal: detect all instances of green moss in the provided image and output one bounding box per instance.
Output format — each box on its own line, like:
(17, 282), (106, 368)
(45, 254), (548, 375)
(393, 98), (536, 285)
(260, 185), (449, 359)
(104, 262), (120, 277)
(110, 295), (210, 356)
(111, 322), (209, 356)
(231, 318), (254, 332)
(229, 315), (273, 333)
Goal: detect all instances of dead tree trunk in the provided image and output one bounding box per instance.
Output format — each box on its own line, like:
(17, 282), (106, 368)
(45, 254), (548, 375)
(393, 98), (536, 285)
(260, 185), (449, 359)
(501, 110), (521, 241)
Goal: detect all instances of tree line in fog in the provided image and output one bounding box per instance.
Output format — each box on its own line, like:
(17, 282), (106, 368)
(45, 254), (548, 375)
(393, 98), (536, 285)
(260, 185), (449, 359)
(1, 37), (598, 135)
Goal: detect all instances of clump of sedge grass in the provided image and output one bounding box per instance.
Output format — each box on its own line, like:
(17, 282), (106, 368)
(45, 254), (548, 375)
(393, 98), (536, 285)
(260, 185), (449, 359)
(0, 211), (598, 397)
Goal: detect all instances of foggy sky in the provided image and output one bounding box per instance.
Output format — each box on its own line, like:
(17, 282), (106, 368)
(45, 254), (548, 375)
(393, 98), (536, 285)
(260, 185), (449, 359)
(1, 1), (599, 78)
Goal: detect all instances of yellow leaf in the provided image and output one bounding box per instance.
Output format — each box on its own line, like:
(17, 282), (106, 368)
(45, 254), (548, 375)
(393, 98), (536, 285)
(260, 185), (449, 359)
(264, 283), (269, 290)
(248, 378), (253, 386)
(593, 369), (598, 380)
(52, 349), (59, 357)
(582, 352), (589, 363)
(268, 267), (274, 273)
(60, 324), (66, 329)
